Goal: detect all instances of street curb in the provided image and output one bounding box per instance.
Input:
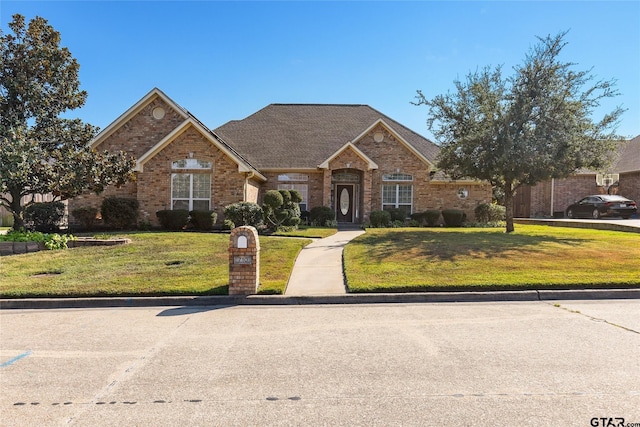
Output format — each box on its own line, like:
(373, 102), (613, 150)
(1, 289), (638, 309)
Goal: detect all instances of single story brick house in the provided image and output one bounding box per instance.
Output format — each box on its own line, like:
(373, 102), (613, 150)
(69, 88), (491, 227)
(514, 135), (640, 218)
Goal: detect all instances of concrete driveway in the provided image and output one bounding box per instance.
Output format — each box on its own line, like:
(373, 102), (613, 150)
(2, 301), (638, 426)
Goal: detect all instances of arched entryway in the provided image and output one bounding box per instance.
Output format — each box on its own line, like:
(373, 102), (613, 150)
(332, 169), (363, 223)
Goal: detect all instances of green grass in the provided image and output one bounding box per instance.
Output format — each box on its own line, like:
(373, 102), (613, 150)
(271, 226), (337, 238)
(0, 232), (310, 297)
(344, 225), (640, 292)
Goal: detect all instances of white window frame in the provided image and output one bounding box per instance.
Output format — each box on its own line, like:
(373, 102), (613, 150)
(171, 173), (211, 211)
(171, 159), (212, 169)
(382, 173), (413, 182)
(277, 173), (309, 182)
(382, 183), (413, 214)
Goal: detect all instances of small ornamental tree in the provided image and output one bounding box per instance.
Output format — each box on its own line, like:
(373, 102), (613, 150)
(224, 202), (264, 228)
(0, 14), (135, 230)
(262, 189), (302, 231)
(415, 32), (624, 233)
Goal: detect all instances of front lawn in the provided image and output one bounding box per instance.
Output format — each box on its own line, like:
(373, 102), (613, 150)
(344, 225), (640, 292)
(272, 226), (337, 239)
(0, 232), (311, 297)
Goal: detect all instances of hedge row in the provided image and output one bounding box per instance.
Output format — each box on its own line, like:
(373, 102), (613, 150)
(72, 197), (217, 231)
(369, 209), (468, 228)
(155, 210), (218, 231)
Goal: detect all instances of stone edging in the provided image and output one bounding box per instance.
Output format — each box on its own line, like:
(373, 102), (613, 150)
(0, 238), (131, 256)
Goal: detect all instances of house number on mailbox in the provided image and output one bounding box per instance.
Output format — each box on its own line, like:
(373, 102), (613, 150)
(233, 255), (253, 265)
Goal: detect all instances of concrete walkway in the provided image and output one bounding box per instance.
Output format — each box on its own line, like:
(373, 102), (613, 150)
(284, 227), (365, 296)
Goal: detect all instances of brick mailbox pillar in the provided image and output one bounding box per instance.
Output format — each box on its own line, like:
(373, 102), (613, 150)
(228, 226), (260, 295)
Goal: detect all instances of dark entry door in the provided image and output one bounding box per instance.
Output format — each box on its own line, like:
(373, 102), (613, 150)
(336, 185), (354, 222)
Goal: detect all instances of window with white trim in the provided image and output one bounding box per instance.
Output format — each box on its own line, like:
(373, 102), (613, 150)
(277, 173), (309, 182)
(172, 159), (212, 169)
(171, 173), (211, 211)
(382, 172), (413, 216)
(382, 173), (413, 182)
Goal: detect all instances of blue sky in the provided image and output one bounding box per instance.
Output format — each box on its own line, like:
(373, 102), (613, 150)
(2, 1), (639, 141)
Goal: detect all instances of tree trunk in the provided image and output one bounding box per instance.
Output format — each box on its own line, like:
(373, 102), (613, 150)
(9, 189), (24, 231)
(504, 182), (515, 233)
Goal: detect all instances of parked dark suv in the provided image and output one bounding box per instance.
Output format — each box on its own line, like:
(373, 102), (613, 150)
(566, 195), (637, 219)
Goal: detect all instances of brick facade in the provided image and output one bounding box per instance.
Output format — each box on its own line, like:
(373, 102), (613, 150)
(320, 124), (491, 222)
(619, 172), (640, 208)
(69, 90), (493, 227)
(69, 99), (250, 227)
(97, 98), (185, 160)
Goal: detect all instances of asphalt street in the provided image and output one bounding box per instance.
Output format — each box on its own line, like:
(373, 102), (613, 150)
(1, 301), (639, 426)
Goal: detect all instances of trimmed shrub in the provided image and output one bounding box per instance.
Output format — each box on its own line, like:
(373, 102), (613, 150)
(474, 203), (506, 223)
(263, 189), (301, 230)
(387, 208), (407, 222)
(300, 210), (310, 225)
(278, 189), (292, 204)
(425, 209), (441, 226)
(370, 210), (391, 228)
(263, 190), (284, 209)
(24, 201), (66, 232)
(224, 202), (263, 228)
(71, 206), (98, 230)
(101, 197), (139, 230)
(289, 189), (303, 204)
(410, 209), (441, 227)
(309, 206), (336, 227)
(156, 210), (189, 230)
(189, 210), (218, 231)
(442, 209), (467, 227)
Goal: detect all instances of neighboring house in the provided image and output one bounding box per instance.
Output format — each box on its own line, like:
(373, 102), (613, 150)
(0, 193), (63, 227)
(515, 135), (640, 218)
(69, 88), (491, 227)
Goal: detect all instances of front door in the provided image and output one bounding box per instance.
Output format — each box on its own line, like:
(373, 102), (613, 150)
(336, 184), (354, 222)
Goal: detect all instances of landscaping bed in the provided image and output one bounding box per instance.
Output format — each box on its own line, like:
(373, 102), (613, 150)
(0, 237), (131, 256)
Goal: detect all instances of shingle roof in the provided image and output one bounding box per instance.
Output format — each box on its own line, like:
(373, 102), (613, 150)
(213, 104), (439, 170)
(614, 135), (640, 173)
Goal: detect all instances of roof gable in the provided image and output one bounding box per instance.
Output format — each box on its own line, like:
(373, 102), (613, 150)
(350, 119), (434, 168)
(134, 118), (266, 180)
(90, 87), (188, 149)
(318, 142), (378, 170)
(214, 104), (439, 170)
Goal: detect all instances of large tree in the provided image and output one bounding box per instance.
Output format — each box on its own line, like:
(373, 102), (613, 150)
(415, 32), (624, 233)
(0, 14), (135, 230)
